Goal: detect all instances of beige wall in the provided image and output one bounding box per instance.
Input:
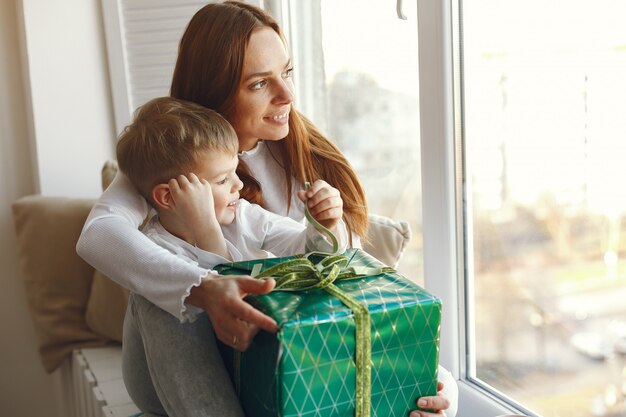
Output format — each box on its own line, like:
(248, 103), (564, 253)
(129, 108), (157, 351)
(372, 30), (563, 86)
(1, 0), (115, 414)
(21, 0), (116, 197)
(0, 1), (63, 415)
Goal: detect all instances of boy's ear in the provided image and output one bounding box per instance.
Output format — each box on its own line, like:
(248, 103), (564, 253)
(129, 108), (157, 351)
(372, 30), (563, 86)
(152, 184), (172, 210)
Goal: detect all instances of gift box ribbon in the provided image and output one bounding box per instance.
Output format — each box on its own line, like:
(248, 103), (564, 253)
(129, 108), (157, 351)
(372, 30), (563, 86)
(222, 252), (394, 417)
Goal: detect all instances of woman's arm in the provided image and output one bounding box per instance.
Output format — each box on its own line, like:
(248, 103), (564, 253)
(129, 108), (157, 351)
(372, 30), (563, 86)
(235, 200), (347, 256)
(76, 172), (219, 321)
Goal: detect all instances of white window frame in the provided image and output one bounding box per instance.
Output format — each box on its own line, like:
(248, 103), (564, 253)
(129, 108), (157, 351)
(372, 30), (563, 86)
(417, 0), (536, 415)
(101, 0), (132, 134)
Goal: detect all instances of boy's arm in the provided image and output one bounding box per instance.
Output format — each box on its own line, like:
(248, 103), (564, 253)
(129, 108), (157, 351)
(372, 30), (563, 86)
(167, 174), (231, 260)
(192, 223), (230, 261)
(194, 241), (241, 269)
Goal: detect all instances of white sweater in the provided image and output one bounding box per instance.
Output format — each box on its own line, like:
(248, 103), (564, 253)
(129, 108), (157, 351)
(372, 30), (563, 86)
(77, 141), (344, 322)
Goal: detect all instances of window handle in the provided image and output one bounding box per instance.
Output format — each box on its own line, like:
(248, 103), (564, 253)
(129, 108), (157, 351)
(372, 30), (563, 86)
(397, 0), (408, 20)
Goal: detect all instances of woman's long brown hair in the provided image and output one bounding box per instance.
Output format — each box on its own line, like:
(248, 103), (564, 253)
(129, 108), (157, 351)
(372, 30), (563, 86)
(170, 1), (368, 238)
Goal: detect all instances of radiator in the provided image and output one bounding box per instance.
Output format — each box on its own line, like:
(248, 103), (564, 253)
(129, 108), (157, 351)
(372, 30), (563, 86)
(59, 346), (141, 417)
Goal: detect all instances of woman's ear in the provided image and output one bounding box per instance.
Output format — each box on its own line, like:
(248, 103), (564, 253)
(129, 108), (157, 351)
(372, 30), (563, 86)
(152, 184), (172, 210)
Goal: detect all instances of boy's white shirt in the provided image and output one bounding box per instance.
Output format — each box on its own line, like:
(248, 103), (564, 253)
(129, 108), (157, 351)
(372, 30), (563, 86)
(144, 199), (347, 270)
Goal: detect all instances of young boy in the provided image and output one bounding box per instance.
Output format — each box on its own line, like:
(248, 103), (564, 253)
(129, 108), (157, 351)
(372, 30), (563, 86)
(116, 96), (347, 271)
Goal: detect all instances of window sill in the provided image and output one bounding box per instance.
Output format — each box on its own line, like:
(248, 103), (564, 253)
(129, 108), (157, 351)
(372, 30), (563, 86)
(457, 380), (528, 417)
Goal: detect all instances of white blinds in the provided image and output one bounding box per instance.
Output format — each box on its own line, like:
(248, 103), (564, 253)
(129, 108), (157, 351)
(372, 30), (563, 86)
(121, 1), (207, 110)
(102, 0), (213, 131)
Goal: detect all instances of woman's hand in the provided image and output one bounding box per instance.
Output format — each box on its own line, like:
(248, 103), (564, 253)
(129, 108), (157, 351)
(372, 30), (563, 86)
(187, 274), (278, 352)
(410, 382), (451, 417)
(297, 179), (343, 231)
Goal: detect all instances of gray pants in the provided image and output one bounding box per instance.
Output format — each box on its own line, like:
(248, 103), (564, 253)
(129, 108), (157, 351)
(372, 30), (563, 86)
(122, 292), (245, 417)
(122, 292), (458, 417)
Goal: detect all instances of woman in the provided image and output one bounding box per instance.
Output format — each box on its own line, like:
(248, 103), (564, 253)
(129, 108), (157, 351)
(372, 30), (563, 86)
(77, 2), (454, 416)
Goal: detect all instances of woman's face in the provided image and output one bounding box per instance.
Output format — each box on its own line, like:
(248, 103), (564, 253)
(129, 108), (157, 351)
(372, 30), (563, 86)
(229, 27), (294, 152)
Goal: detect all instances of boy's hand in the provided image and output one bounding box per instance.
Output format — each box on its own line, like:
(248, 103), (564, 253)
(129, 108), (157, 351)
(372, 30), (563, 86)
(410, 382), (450, 417)
(297, 179), (343, 231)
(168, 173), (220, 241)
(168, 173), (230, 259)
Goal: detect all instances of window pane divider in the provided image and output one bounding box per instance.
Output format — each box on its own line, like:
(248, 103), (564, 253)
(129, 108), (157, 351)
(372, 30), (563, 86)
(418, 0), (531, 414)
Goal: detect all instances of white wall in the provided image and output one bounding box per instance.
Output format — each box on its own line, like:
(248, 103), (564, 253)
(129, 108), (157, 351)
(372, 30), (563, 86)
(21, 0), (116, 198)
(1, 0), (115, 414)
(0, 1), (60, 415)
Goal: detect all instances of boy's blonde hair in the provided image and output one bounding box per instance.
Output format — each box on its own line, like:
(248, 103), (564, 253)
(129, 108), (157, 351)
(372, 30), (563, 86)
(116, 97), (239, 202)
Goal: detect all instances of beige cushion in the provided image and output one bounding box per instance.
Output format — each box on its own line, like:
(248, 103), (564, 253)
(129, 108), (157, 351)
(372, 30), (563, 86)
(85, 271), (128, 342)
(12, 196), (108, 372)
(363, 213), (412, 268)
(101, 159), (118, 191)
(83, 159), (128, 343)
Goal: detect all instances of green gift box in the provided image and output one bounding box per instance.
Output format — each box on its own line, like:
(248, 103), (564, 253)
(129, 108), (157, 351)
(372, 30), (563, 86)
(215, 249), (441, 417)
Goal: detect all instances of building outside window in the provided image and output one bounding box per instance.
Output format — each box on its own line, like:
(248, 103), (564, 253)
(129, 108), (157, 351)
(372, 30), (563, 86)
(461, 1), (626, 416)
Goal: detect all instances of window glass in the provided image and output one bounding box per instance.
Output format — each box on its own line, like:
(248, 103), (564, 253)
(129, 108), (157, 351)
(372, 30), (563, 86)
(462, 1), (626, 416)
(317, 0), (422, 281)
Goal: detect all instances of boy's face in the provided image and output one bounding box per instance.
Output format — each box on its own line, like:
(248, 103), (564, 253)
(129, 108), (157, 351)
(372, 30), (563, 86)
(195, 150), (243, 225)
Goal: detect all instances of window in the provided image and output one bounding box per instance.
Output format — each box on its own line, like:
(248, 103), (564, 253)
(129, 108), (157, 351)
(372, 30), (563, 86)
(288, 0), (423, 282)
(460, 1), (626, 416)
